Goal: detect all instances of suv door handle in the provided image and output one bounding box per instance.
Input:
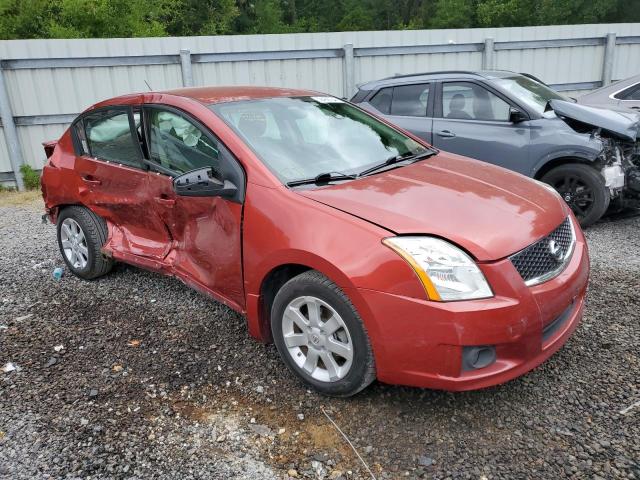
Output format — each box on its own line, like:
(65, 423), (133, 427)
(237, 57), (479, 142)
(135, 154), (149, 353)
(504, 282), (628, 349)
(81, 175), (101, 186)
(155, 196), (176, 207)
(436, 130), (456, 138)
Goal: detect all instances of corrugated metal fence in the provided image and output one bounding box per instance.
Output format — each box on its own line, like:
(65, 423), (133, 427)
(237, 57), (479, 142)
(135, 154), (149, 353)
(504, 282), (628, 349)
(1, 23), (639, 189)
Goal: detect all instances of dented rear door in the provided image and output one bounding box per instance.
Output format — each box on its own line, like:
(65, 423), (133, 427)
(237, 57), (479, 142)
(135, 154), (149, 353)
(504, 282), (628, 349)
(77, 106), (173, 259)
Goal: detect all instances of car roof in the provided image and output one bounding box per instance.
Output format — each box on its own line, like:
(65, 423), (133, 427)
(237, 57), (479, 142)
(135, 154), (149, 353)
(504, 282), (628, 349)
(161, 86), (318, 104)
(91, 86), (320, 111)
(578, 74), (640, 100)
(357, 70), (521, 90)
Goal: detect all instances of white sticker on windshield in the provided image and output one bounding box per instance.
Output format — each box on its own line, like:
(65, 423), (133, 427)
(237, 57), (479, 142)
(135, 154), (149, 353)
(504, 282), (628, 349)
(311, 96), (344, 104)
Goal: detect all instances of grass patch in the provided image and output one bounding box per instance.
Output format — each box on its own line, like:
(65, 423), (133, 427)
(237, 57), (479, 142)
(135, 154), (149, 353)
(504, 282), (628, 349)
(0, 164), (44, 207)
(0, 190), (43, 207)
(20, 164), (41, 190)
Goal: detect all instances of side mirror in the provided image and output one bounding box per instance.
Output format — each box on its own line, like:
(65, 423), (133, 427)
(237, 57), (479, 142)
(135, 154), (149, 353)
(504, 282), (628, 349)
(509, 107), (528, 123)
(173, 167), (238, 198)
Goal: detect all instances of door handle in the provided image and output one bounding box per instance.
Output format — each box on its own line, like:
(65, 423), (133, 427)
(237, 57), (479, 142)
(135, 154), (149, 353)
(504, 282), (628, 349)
(155, 197), (176, 207)
(81, 175), (101, 186)
(436, 130), (456, 138)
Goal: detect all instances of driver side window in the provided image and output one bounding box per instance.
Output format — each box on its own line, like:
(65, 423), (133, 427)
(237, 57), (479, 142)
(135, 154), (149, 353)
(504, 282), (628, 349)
(146, 108), (221, 175)
(442, 82), (511, 121)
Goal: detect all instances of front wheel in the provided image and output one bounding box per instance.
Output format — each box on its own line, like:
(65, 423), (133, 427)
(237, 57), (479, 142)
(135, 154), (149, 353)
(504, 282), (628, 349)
(271, 271), (376, 397)
(541, 163), (610, 227)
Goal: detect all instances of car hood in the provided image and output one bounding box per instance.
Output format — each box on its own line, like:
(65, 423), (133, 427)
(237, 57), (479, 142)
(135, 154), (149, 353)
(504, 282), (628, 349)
(549, 99), (640, 141)
(297, 152), (568, 261)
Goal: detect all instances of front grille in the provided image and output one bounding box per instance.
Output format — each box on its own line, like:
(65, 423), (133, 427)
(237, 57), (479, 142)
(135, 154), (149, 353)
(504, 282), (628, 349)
(510, 217), (575, 286)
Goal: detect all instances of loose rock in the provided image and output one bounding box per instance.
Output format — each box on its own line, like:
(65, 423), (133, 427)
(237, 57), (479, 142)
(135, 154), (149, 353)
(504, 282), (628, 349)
(1, 193), (638, 480)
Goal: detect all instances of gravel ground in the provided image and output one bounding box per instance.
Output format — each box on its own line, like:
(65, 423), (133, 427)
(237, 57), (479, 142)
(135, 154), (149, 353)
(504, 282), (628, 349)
(1, 197), (639, 479)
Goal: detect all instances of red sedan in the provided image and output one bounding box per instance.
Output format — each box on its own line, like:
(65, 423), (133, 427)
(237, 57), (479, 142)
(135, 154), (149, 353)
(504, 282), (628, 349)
(41, 87), (589, 396)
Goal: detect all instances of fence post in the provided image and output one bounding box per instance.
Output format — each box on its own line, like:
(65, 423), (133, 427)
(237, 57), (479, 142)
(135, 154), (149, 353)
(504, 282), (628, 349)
(180, 49), (193, 87)
(343, 43), (355, 99)
(602, 33), (616, 86)
(0, 60), (25, 191)
(482, 38), (494, 70)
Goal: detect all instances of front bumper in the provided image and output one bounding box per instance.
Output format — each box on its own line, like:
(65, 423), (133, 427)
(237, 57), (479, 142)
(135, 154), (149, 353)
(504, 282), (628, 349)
(358, 222), (590, 391)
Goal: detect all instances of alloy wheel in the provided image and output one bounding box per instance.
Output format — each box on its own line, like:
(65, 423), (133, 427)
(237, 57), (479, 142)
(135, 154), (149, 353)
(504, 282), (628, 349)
(281, 295), (354, 382)
(60, 218), (89, 269)
(550, 174), (595, 221)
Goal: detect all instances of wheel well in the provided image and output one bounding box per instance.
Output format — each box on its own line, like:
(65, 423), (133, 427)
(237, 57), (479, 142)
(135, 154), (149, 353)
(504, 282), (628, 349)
(259, 264), (311, 342)
(49, 203), (82, 223)
(534, 157), (594, 180)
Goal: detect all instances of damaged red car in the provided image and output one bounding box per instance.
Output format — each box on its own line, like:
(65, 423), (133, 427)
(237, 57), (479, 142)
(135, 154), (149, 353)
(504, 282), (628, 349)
(41, 87), (590, 396)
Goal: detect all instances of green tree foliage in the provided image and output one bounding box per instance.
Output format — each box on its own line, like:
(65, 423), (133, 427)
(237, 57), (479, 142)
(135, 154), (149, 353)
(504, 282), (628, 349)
(475, 0), (638, 27)
(50, 0), (167, 38)
(0, 0), (637, 39)
(336, 0), (375, 31)
(0, 0), (56, 39)
(430, 0), (476, 29)
(162, 0), (239, 36)
(252, 0), (289, 33)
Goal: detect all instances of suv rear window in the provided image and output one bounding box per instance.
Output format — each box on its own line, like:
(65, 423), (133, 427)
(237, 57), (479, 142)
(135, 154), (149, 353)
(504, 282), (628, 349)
(370, 87), (392, 114)
(615, 83), (640, 100)
(390, 84), (429, 116)
(369, 84), (430, 117)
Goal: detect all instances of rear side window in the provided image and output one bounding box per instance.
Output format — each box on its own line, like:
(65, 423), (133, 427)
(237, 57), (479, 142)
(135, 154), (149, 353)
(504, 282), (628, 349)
(369, 87), (392, 114)
(615, 83), (640, 100)
(72, 120), (89, 155)
(390, 83), (430, 117)
(369, 84), (430, 117)
(83, 109), (141, 167)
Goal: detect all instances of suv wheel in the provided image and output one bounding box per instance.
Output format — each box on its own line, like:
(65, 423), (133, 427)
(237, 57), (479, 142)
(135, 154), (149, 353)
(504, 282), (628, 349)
(271, 270), (376, 397)
(57, 206), (113, 280)
(541, 163), (610, 227)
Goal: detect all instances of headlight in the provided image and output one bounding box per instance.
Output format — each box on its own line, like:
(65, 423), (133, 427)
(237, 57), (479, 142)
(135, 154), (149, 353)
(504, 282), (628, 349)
(383, 236), (493, 301)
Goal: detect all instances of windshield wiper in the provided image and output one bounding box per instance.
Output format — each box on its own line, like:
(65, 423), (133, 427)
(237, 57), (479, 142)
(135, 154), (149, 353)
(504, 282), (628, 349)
(286, 151), (436, 187)
(287, 171), (357, 187)
(358, 150), (436, 177)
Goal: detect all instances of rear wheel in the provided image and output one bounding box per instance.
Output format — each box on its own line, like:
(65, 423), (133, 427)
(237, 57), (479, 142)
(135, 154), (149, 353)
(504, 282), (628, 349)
(541, 163), (610, 227)
(56, 206), (113, 280)
(271, 270), (376, 397)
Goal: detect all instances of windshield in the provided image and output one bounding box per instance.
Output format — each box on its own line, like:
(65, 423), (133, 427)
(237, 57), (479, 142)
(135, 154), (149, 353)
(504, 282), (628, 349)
(492, 76), (570, 115)
(210, 96), (429, 184)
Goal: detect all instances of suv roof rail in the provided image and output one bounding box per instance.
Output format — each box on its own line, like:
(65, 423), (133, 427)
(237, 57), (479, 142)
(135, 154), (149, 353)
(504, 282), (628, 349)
(381, 70), (483, 81)
(518, 72), (549, 86)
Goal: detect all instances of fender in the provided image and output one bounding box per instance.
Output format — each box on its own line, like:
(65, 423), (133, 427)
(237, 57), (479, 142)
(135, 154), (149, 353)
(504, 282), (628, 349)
(531, 147), (600, 178)
(245, 248), (364, 339)
(244, 249), (387, 365)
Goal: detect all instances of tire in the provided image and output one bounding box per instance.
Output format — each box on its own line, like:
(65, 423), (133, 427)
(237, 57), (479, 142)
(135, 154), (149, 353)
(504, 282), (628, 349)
(271, 270), (376, 397)
(56, 206), (113, 280)
(541, 163), (610, 227)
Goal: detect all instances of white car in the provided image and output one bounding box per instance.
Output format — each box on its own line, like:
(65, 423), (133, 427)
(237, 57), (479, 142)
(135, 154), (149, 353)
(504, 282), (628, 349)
(578, 74), (640, 111)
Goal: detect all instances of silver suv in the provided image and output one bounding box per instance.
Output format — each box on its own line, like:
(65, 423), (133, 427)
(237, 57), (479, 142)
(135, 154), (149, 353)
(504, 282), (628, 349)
(351, 70), (640, 226)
